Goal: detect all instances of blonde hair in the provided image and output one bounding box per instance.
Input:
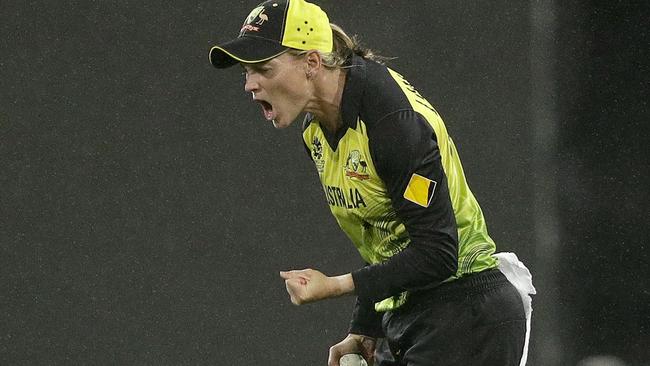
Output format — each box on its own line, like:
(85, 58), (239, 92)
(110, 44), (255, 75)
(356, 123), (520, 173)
(287, 23), (389, 69)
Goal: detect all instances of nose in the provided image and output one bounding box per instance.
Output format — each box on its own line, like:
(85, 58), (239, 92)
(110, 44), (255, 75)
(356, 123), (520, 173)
(244, 74), (259, 93)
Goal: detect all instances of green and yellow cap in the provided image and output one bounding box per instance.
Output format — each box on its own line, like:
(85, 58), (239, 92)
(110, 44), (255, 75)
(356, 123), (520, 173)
(209, 0), (333, 68)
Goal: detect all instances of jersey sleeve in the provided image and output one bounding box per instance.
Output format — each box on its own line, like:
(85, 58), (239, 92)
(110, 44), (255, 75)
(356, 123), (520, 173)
(348, 265), (384, 338)
(351, 109), (459, 303)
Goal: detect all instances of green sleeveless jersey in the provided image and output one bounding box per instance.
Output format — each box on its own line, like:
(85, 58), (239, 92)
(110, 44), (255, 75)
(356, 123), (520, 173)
(302, 56), (497, 330)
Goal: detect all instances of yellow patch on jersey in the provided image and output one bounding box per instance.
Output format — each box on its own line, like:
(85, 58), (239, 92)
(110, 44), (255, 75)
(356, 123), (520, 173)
(403, 173), (436, 207)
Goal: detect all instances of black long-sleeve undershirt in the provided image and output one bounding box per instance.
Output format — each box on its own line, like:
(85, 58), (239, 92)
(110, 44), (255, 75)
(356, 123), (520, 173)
(349, 110), (459, 337)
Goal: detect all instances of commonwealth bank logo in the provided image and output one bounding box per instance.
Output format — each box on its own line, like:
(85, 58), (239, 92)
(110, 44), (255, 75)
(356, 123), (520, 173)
(403, 173), (436, 207)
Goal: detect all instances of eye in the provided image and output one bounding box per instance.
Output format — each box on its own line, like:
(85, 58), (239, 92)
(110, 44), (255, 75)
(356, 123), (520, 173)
(241, 63), (272, 78)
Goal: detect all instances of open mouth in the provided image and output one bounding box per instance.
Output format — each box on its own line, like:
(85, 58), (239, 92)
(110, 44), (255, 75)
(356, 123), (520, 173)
(256, 99), (274, 121)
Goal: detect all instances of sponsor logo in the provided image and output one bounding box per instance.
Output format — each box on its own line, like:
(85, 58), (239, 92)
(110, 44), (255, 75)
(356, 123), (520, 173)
(323, 185), (367, 209)
(312, 136), (325, 173)
(403, 173), (437, 207)
(344, 150), (370, 180)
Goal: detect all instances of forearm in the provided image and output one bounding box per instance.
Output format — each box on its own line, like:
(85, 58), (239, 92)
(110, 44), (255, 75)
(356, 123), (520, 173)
(352, 235), (458, 303)
(361, 111), (459, 303)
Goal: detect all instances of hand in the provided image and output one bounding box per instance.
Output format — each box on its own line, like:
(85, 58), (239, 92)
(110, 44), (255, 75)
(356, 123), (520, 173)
(328, 334), (376, 366)
(279, 269), (354, 305)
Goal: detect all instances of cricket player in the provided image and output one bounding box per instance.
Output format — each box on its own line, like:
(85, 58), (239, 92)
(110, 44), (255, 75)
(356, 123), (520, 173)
(208, 1), (535, 364)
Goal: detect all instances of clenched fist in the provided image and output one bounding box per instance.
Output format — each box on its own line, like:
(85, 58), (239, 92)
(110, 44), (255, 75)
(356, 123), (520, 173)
(279, 269), (355, 305)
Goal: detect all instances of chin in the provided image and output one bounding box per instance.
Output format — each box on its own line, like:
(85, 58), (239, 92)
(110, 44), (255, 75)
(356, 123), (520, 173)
(271, 116), (296, 129)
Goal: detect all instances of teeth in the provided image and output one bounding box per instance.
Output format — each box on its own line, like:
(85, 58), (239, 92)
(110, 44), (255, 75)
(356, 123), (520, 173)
(261, 102), (273, 121)
(255, 99), (275, 121)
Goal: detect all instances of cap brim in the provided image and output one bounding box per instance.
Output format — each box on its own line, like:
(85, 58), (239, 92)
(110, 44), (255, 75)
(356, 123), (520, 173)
(209, 36), (288, 68)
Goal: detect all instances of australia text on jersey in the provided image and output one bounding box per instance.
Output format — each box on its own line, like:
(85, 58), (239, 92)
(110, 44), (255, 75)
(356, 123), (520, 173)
(323, 185), (367, 209)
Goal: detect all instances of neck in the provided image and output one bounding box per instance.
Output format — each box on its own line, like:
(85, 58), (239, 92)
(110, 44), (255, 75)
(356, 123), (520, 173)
(305, 68), (347, 134)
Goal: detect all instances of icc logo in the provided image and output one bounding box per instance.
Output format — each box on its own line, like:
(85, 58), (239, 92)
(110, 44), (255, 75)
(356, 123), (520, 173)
(345, 150), (370, 180)
(312, 137), (325, 173)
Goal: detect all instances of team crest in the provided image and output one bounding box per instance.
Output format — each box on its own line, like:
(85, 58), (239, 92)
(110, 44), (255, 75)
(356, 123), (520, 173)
(240, 6), (268, 33)
(312, 137), (325, 173)
(344, 150), (370, 180)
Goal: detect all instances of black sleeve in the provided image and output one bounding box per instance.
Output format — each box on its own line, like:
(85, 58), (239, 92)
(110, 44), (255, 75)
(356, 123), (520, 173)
(348, 270), (384, 338)
(351, 109), (459, 303)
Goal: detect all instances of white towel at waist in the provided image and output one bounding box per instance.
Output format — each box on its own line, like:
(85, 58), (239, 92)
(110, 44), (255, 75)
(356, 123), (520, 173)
(494, 252), (536, 366)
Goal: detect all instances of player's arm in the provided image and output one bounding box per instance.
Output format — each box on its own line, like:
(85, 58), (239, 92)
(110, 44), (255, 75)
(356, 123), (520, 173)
(348, 265), (384, 337)
(351, 109), (459, 303)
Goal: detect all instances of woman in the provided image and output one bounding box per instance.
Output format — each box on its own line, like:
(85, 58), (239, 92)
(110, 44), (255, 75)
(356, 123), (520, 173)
(209, 1), (534, 365)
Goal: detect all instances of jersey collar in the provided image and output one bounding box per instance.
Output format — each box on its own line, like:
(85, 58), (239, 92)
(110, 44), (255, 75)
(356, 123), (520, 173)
(340, 55), (367, 131)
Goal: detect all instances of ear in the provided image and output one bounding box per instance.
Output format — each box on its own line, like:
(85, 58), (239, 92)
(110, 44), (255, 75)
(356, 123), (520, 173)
(304, 50), (323, 76)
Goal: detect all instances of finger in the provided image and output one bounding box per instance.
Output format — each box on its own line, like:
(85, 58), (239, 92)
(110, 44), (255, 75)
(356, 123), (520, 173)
(284, 279), (304, 305)
(327, 347), (341, 366)
(280, 270), (307, 279)
(285, 278), (301, 293)
(281, 272), (309, 285)
(284, 278), (307, 293)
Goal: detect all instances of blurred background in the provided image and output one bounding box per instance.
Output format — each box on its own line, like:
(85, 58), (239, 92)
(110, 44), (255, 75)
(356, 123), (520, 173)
(1, 0), (648, 365)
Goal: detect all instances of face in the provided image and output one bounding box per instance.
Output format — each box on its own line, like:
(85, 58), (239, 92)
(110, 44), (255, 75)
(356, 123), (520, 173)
(242, 52), (310, 129)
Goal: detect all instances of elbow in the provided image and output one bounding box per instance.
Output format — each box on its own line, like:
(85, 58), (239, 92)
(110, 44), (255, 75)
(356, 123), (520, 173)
(418, 234), (458, 281)
(441, 248), (458, 278)
(441, 235), (459, 278)
(407, 236), (458, 287)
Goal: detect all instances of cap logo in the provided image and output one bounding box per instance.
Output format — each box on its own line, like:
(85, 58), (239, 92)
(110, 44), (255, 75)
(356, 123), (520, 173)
(241, 24), (260, 33)
(240, 5), (269, 33)
(244, 6), (265, 25)
(255, 11), (269, 25)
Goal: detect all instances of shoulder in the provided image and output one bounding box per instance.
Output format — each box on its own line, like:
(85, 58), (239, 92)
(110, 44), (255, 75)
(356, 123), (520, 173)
(356, 59), (437, 137)
(368, 110), (437, 164)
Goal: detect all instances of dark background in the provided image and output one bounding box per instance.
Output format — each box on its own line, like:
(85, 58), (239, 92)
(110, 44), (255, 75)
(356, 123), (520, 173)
(1, 1), (647, 365)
